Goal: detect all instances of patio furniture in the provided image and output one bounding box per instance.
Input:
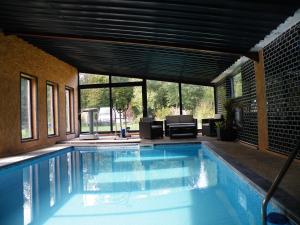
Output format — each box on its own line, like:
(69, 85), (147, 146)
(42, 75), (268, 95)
(202, 114), (223, 137)
(164, 115), (197, 138)
(139, 117), (163, 139)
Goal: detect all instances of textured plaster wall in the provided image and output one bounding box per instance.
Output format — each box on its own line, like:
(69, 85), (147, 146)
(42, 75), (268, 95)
(0, 33), (78, 157)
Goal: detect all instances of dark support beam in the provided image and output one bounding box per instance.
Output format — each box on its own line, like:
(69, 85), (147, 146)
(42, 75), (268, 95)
(179, 82), (183, 115)
(142, 79), (147, 117)
(213, 86), (218, 114)
(77, 72), (81, 135)
(13, 32), (258, 60)
(109, 76), (113, 132)
(79, 81), (144, 89)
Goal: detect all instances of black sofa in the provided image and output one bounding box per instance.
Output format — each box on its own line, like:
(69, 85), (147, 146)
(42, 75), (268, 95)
(164, 115), (197, 138)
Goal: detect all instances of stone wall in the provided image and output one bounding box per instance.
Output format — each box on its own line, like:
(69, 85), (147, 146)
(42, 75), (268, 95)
(0, 34), (78, 157)
(264, 23), (300, 156)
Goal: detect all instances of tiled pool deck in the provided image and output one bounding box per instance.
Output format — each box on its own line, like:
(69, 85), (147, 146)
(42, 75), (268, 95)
(1, 134), (299, 223)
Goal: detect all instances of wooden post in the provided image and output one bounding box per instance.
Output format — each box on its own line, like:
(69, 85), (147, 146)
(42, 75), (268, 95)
(254, 50), (268, 151)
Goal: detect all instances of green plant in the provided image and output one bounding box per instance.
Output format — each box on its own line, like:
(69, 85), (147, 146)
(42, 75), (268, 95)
(215, 121), (224, 129)
(223, 99), (236, 129)
(220, 98), (242, 130)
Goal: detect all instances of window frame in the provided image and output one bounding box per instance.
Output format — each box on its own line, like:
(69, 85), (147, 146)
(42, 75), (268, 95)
(79, 73), (109, 85)
(231, 72), (243, 99)
(79, 77), (144, 134)
(65, 86), (75, 134)
(20, 73), (38, 142)
(78, 75), (216, 133)
(181, 83), (215, 129)
(46, 82), (59, 137)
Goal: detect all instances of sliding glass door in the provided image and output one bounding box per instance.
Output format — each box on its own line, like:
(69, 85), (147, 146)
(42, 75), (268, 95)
(112, 86), (142, 132)
(80, 88), (111, 132)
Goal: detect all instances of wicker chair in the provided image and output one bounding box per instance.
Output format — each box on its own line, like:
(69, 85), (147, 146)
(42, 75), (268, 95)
(202, 114), (223, 137)
(139, 118), (163, 139)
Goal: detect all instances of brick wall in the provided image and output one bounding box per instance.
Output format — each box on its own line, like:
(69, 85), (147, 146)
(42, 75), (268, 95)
(213, 23), (299, 156)
(263, 23), (300, 156)
(216, 60), (258, 146)
(233, 61), (258, 146)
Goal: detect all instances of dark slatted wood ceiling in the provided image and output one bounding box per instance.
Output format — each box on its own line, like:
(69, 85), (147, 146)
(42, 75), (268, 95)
(0, 1), (299, 85)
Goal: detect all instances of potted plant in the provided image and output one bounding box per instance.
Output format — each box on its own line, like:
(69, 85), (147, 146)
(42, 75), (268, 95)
(216, 99), (238, 141)
(215, 121), (224, 140)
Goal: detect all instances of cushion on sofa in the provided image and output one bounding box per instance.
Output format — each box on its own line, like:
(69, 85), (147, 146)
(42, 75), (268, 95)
(151, 125), (163, 129)
(166, 115), (194, 124)
(179, 115), (194, 123)
(165, 116), (180, 123)
(169, 123), (196, 127)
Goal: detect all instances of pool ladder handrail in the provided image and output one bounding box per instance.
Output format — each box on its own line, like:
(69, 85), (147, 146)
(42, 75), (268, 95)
(262, 139), (300, 225)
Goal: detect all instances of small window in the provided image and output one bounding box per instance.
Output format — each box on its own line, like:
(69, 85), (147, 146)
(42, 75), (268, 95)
(49, 158), (56, 207)
(20, 74), (37, 140)
(111, 76), (142, 83)
(65, 87), (74, 133)
(232, 73), (242, 98)
(47, 82), (59, 136)
(79, 73), (109, 85)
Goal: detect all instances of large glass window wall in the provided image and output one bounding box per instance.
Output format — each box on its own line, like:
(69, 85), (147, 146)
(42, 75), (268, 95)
(79, 73), (215, 132)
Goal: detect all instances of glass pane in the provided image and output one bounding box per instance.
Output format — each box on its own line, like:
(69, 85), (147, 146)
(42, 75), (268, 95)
(21, 77), (32, 139)
(47, 85), (55, 135)
(49, 158), (56, 207)
(147, 80), (180, 120)
(80, 88), (111, 132)
(82, 152), (113, 192)
(79, 73), (109, 85)
(112, 86), (142, 131)
(182, 84), (215, 128)
(23, 166), (33, 225)
(67, 152), (72, 194)
(233, 73), (243, 98)
(65, 89), (71, 133)
(111, 76), (142, 83)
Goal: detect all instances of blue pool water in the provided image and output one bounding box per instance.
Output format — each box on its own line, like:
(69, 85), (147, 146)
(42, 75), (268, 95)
(0, 144), (289, 225)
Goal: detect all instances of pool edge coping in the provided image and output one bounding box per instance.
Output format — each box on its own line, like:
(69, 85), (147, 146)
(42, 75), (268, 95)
(0, 144), (73, 170)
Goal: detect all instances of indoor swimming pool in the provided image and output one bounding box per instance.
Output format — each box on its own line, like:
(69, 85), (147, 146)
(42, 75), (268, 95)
(0, 143), (292, 225)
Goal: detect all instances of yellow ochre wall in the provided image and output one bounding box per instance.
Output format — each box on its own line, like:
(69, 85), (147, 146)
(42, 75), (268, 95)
(0, 33), (78, 157)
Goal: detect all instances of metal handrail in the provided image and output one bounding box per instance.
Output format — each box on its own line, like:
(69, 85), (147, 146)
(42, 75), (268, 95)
(262, 139), (300, 225)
